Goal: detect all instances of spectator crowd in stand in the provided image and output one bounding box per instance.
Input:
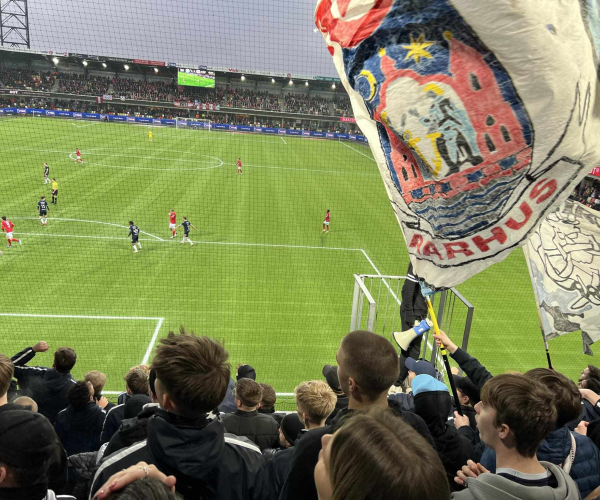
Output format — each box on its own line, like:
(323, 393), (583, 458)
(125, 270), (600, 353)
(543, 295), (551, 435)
(0, 68), (355, 115)
(571, 181), (600, 212)
(0, 68), (56, 91)
(283, 92), (330, 115)
(1, 325), (599, 500)
(58, 73), (110, 95)
(112, 78), (171, 101)
(224, 88), (280, 111)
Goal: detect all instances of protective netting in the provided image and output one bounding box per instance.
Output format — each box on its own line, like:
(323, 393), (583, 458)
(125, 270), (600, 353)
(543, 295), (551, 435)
(0, 0), (593, 407)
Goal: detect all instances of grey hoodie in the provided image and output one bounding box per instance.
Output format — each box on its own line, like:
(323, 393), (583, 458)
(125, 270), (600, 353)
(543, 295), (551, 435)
(451, 462), (581, 500)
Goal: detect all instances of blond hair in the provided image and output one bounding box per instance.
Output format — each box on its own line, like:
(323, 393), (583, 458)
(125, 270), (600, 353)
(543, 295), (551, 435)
(295, 380), (336, 425)
(84, 370), (107, 395)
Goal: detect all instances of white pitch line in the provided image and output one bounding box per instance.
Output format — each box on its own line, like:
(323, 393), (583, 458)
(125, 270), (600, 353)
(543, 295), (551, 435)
(221, 162), (379, 176)
(67, 155), (224, 172)
(142, 317), (164, 364)
(279, 136), (287, 145)
(0, 312), (162, 320)
(14, 230), (363, 252)
(12, 217), (164, 241)
(339, 140), (377, 162)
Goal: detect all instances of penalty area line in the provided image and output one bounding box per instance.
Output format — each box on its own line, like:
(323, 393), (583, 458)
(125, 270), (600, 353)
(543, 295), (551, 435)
(14, 231), (364, 252)
(12, 217), (164, 241)
(338, 140), (376, 162)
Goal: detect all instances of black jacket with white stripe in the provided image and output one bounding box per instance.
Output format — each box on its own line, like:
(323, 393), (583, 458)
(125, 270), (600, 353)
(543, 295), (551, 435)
(90, 408), (268, 500)
(11, 347), (76, 424)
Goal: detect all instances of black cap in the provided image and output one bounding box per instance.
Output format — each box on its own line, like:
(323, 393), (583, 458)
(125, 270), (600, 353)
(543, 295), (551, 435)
(237, 364), (256, 381)
(322, 364), (341, 392)
(281, 413), (305, 446)
(452, 375), (480, 404)
(0, 410), (56, 467)
(124, 394), (152, 419)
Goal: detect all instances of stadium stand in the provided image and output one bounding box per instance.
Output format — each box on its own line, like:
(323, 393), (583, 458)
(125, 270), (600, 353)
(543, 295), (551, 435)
(0, 68), (56, 91)
(0, 68), (357, 116)
(112, 78), (172, 101)
(57, 73), (111, 95)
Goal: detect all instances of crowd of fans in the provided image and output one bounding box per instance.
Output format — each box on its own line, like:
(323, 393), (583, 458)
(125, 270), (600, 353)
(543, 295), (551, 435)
(283, 93), (330, 115)
(1, 325), (599, 500)
(571, 181), (600, 211)
(58, 73), (111, 95)
(224, 88), (280, 111)
(112, 78), (171, 101)
(0, 69), (56, 91)
(0, 69), (355, 115)
(331, 95), (352, 116)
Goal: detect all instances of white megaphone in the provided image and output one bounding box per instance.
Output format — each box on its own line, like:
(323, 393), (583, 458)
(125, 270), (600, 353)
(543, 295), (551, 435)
(393, 319), (433, 351)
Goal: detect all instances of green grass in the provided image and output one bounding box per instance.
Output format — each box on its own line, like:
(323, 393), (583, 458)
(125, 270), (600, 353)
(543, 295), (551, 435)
(0, 116), (590, 398)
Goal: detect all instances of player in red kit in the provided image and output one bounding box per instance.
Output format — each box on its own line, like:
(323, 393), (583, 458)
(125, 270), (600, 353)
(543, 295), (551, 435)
(322, 209), (330, 233)
(169, 209), (177, 238)
(1, 217), (21, 247)
(74, 148), (83, 164)
(236, 158), (243, 175)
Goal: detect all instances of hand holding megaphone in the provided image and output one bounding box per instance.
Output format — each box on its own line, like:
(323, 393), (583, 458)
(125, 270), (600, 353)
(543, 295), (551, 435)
(393, 318), (433, 351)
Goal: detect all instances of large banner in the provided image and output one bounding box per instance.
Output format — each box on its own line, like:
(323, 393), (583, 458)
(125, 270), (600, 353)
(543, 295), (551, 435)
(525, 200), (600, 354)
(316, 0), (600, 288)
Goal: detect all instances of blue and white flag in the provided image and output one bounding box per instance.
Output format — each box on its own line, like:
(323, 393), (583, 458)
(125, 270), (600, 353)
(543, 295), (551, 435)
(316, 0), (600, 288)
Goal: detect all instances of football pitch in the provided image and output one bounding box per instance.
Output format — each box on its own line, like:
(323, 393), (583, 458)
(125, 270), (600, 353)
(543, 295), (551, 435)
(0, 116), (590, 399)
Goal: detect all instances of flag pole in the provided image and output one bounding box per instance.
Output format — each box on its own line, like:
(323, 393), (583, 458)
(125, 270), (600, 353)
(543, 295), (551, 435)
(425, 296), (463, 416)
(522, 244), (553, 370)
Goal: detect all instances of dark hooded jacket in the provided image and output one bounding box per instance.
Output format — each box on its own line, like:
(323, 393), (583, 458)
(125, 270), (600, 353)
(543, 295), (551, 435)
(54, 401), (106, 456)
(90, 408), (267, 500)
(414, 389), (474, 491)
(11, 347), (76, 423)
(102, 404), (160, 457)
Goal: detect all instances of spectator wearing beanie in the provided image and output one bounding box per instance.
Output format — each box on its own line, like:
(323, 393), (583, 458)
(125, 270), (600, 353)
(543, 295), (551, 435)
(101, 367), (150, 444)
(11, 341), (77, 423)
(103, 393), (156, 458)
(258, 383), (285, 426)
(412, 374), (474, 491)
(263, 413), (305, 462)
(280, 330), (432, 500)
(479, 369), (600, 498)
(452, 374), (580, 500)
(54, 380), (107, 456)
(321, 365), (348, 425)
(452, 374), (480, 430)
(221, 378), (279, 451)
(0, 409), (70, 499)
(237, 364), (257, 381)
(90, 329), (267, 499)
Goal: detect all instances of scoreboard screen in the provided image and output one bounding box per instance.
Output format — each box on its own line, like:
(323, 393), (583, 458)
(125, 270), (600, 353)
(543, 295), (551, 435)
(177, 69), (215, 88)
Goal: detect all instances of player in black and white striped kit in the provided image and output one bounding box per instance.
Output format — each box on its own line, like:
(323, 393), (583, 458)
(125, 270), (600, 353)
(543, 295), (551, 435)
(176, 217), (197, 246)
